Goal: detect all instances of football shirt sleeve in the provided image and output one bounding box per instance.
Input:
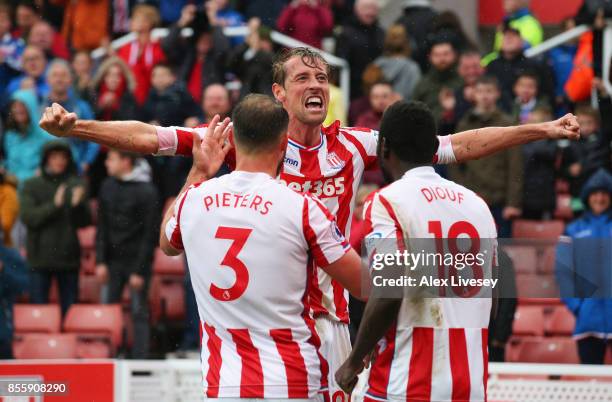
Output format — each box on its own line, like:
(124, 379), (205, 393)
(432, 135), (457, 164)
(154, 124), (236, 169)
(164, 190), (190, 251)
(302, 195), (351, 267)
(362, 193), (406, 265)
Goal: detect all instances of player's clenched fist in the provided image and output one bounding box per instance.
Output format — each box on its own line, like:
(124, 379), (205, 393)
(545, 113), (581, 141)
(39, 102), (78, 137)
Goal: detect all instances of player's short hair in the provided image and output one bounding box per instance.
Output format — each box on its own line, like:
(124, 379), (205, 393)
(272, 47), (330, 87)
(476, 75), (500, 89)
(379, 101), (438, 164)
(232, 94), (289, 153)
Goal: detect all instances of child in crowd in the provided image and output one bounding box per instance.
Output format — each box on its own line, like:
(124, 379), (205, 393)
(513, 71), (546, 124)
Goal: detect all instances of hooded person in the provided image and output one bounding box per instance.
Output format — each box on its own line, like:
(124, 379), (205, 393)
(3, 90), (54, 185)
(555, 168), (612, 364)
(20, 140), (91, 316)
(96, 150), (158, 358)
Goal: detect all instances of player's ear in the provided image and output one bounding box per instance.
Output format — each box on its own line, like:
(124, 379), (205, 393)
(272, 83), (286, 103)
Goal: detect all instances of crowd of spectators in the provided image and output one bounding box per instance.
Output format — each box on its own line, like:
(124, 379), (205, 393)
(0, 0), (610, 361)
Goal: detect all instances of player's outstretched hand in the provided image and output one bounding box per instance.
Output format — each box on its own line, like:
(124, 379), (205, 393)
(544, 113), (580, 141)
(39, 103), (77, 137)
(335, 357), (365, 394)
(192, 114), (233, 180)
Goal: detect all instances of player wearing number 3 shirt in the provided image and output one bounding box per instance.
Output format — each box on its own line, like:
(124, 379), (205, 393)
(39, 47), (580, 399)
(161, 95), (364, 401)
(336, 102), (498, 402)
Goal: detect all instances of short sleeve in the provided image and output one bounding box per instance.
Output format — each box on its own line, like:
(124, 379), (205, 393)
(342, 127), (379, 170)
(302, 195), (350, 267)
(432, 135), (457, 165)
(155, 123), (236, 169)
(164, 190), (190, 250)
(363, 193), (406, 264)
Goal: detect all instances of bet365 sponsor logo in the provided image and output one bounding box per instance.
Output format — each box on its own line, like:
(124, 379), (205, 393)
(281, 176), (346, 198)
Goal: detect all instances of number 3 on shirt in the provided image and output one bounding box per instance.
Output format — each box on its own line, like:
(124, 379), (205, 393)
(210, 226), (252, 301)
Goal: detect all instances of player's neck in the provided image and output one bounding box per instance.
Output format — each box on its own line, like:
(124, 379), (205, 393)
(235, 155), (278, 178)
(287, 120), (321, 147)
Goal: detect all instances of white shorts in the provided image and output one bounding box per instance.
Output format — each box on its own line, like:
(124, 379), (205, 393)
(315, 317), (351, 402)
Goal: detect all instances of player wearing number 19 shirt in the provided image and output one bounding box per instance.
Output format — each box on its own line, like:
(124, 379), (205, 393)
(162, 95), (364, 400)
(154, 50), (456, 398)
(336, 102), (498, 402)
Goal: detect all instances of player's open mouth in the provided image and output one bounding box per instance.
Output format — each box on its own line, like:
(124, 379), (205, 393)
(304, 96), (323, 111)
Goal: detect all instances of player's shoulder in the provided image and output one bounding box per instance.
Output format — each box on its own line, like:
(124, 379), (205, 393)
(325, 120), (378, 140)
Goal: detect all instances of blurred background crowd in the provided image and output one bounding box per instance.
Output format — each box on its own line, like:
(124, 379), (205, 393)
(0, 0), (610, 364)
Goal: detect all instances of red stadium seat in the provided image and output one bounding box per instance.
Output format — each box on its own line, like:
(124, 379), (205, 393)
(13, 304), (61, 335)
(89, 198), (99, 225)
(80, 250), (96, 275)
(78, 274), (102, 303)
(554, 194), (573, 220)
(77, 226), (96, 249)
(545, 305), (575, 336)
(512, 220), (565, 239)
(63, 304), (123, 352)
(518, 298), (562, 306)
(13, 333), (78, 359)
(149, 277), (185, 322)
(76, 339), (112, 358)
(513, 305), (545, 336)
(502, 245), (538, 274)
(537, 246), (557, 274)
(515, 274), (559, 299)
(153, 248), (185, 277)
(514, 337), (580, 364)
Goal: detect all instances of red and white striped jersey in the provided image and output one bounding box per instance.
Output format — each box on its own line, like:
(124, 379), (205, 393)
(164, 171), (350, 398)
(156, 121), (457, 323)
(363, 167), (497, 402)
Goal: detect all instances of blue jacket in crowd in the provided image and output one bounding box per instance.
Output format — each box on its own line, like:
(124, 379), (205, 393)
(43, 93), (100, 173)
(0, 246), (29, 348)
(548, 44), (577, 99)
(3, 90), (54, 185)
(0, 33), (25, 95)
(555, 168), (612, 339)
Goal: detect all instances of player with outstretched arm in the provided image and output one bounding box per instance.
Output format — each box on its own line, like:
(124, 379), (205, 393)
(39, 47), (580, 399)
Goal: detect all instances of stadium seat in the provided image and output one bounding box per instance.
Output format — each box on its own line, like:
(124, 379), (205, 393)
(152, 248), (185, 277)
(513, 337), (580, 364)
(553, 193), (573, 220)
(545, 305), (575, 336)
(78, 274), (102, 303)
(512, 305), (545, 336)
(80, 250), (96, 275)
(13, 333), (78, 359)
(76, 339), (112, 358)
(537, 246), (557, 274)
(77, 226), (96, 249)
(518, 298), (562, 306)
(512, 220), (565, 239)
(13, 304), (61, 335)
(149, 277), (185, 322)
(515, 274), (559, 299)
(89, 198), (98, 225)
(502, 245), (538, 274)
(63, 304), (123, 352)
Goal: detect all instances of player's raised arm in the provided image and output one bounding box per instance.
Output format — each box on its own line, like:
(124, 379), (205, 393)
(40, 103), (159, 154)
(160, 116), (233, 256)
(447, 113), (581, 162)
